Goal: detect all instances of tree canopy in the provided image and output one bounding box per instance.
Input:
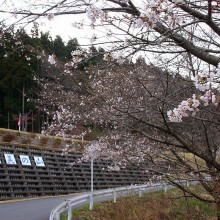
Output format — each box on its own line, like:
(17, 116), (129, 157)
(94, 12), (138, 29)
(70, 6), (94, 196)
(0, 26), (94, 131)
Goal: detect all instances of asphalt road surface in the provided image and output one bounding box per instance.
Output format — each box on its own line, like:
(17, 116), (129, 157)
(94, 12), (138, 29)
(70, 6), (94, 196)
(0, 191), (128, 220)
(0, 194), (81, 220)
(0, 184), (170, 220)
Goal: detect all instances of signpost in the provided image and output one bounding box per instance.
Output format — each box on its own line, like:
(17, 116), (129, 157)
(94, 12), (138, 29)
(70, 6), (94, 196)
(18, 113), (21, 131)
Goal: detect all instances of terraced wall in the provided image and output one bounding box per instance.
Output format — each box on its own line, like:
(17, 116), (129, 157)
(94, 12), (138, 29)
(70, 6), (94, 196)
(0, 143), (148, 200)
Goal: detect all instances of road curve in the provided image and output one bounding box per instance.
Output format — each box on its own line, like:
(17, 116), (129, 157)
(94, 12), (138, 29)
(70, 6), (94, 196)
(0, 194), (81, 220)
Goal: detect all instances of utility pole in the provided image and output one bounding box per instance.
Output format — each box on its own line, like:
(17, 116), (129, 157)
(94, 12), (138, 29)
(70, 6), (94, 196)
(7, 111), (9, 129)
(91, 158), (94, 192)
(22, 85), (25, 131)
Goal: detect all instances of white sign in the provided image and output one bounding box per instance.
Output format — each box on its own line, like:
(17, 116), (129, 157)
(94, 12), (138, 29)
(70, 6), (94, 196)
(34, 156), (45, 167)
(4, 154), (16, 165)
(19, 155), (31, 166)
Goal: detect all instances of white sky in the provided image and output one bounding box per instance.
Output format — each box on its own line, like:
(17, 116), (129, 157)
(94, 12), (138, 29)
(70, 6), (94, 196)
(0, 0), (135, 49)
(35, 15), (95, 45)
(25, 13), (120, 50)
(0, 1), (102, 46)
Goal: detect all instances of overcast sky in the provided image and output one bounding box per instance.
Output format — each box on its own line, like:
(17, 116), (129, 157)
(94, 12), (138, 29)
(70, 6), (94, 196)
(0, 1), (100, 46)
(36, 14), (95, 45)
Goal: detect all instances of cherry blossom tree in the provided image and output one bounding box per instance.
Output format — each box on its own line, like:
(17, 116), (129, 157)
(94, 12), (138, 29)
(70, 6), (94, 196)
(1, 0), (220, 217)
(2, 0), (219, 122)
(35, 59), (220, 216)
(0, 1), (219, 65)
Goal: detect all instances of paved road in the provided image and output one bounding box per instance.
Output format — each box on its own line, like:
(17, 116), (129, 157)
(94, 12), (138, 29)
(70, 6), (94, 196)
(0, 190), (133, 220)
(0, 194), (81, 220)
(0, 184), (171, 220)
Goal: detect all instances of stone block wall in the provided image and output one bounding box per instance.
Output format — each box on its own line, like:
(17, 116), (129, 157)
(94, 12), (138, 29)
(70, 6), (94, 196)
(0, 144), (148, 200)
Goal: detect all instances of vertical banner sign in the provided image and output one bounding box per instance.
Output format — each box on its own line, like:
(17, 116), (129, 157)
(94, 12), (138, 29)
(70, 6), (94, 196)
(19, 155), (31, 166)
(18, 113), (21, 131)
(34, 156), (45, 167)
(4, 154), (16, 164)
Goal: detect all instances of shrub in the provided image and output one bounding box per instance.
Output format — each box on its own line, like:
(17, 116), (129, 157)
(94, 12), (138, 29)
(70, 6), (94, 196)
(21, 138), (32, 145)
(30, 133), (37, 138)
(66, 139), (72, 144)
(39, 136), (48, 146)
(16, 132), (21, 137)
(0, 129), (7, 134)
(53, 138), (62, 148)
(2, 134), (16, 142)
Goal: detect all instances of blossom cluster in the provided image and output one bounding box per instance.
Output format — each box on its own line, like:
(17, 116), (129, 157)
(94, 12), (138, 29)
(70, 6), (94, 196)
(63, 48), (90, 72)
(133, 0), (184, 29)
(193, 71), (216, 92)
(48, 54), (56, 65)
(81, 141), (104, 161)
(167, 94), (199, 122)
(86, 5), (107, 23)
(81, 132), (154, 170)
(103, 52), (126, 64)
(85, 0), (185, 29)
(167, 92), (218, 122)
(82, 0), (186, 66)
(167, 64), (220, 122)
(71, 49), (87, 65)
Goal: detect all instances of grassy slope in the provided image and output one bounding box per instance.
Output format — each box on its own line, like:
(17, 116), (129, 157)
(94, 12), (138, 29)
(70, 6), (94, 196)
(62, 187), (217, 220)
(0, 128), (88, 152)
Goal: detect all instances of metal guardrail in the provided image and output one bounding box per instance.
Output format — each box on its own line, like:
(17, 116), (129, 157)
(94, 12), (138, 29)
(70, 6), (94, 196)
(49, 177), (209, 220)
(49, 182), (174, 220)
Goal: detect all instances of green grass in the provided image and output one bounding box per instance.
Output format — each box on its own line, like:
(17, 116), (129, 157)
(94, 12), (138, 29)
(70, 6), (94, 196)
(172, 196), (216, 220)
(61, 203), (99, 220)
(84, 127), (103, 141)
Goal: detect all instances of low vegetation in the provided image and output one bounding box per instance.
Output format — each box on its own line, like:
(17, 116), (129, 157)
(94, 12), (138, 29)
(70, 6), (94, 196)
(2, 133), (17, 142)
(60, 187), (217, 220)
(0, 128), (87, 151)
(39, 136), (49, 146)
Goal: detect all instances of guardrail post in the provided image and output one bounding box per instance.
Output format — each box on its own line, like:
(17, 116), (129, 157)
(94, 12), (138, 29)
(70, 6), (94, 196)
(138, 187), (142, 197)
(55, 212), (60, 220)
(113, 189), (117, 203)
(89, 192), (94, 210)
(163, 182), (167, 193)
(67, 200), (72, 220)
(186, 181), (189, 187)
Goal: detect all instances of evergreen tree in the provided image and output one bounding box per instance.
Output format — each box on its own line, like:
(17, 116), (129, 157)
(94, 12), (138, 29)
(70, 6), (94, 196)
(39, 32), (54, 54)
(65, 38), (79, 60)
(0, 28), (40, 130)
(53, 35), (66, 60)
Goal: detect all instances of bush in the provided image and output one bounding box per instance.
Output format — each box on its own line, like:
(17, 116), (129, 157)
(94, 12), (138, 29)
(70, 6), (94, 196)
(21, 138), (32, 145)
(53, 138), (61, 148)
(39, 136), (48, 146)
(0, 129), (7, 134)
(16, 132), (21, 136)
(30, 133), (37, 138)
(2, 134), (16, 142)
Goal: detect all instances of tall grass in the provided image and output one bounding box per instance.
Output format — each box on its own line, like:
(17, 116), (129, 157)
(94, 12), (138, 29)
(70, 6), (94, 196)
(64, 189), (217, 220)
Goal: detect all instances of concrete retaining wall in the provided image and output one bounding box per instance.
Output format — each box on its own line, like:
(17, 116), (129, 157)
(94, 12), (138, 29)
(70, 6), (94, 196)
(0, 144), (148, 200)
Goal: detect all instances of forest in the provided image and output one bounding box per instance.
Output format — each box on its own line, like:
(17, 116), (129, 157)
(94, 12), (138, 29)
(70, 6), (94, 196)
(0, 27), (102, 132)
